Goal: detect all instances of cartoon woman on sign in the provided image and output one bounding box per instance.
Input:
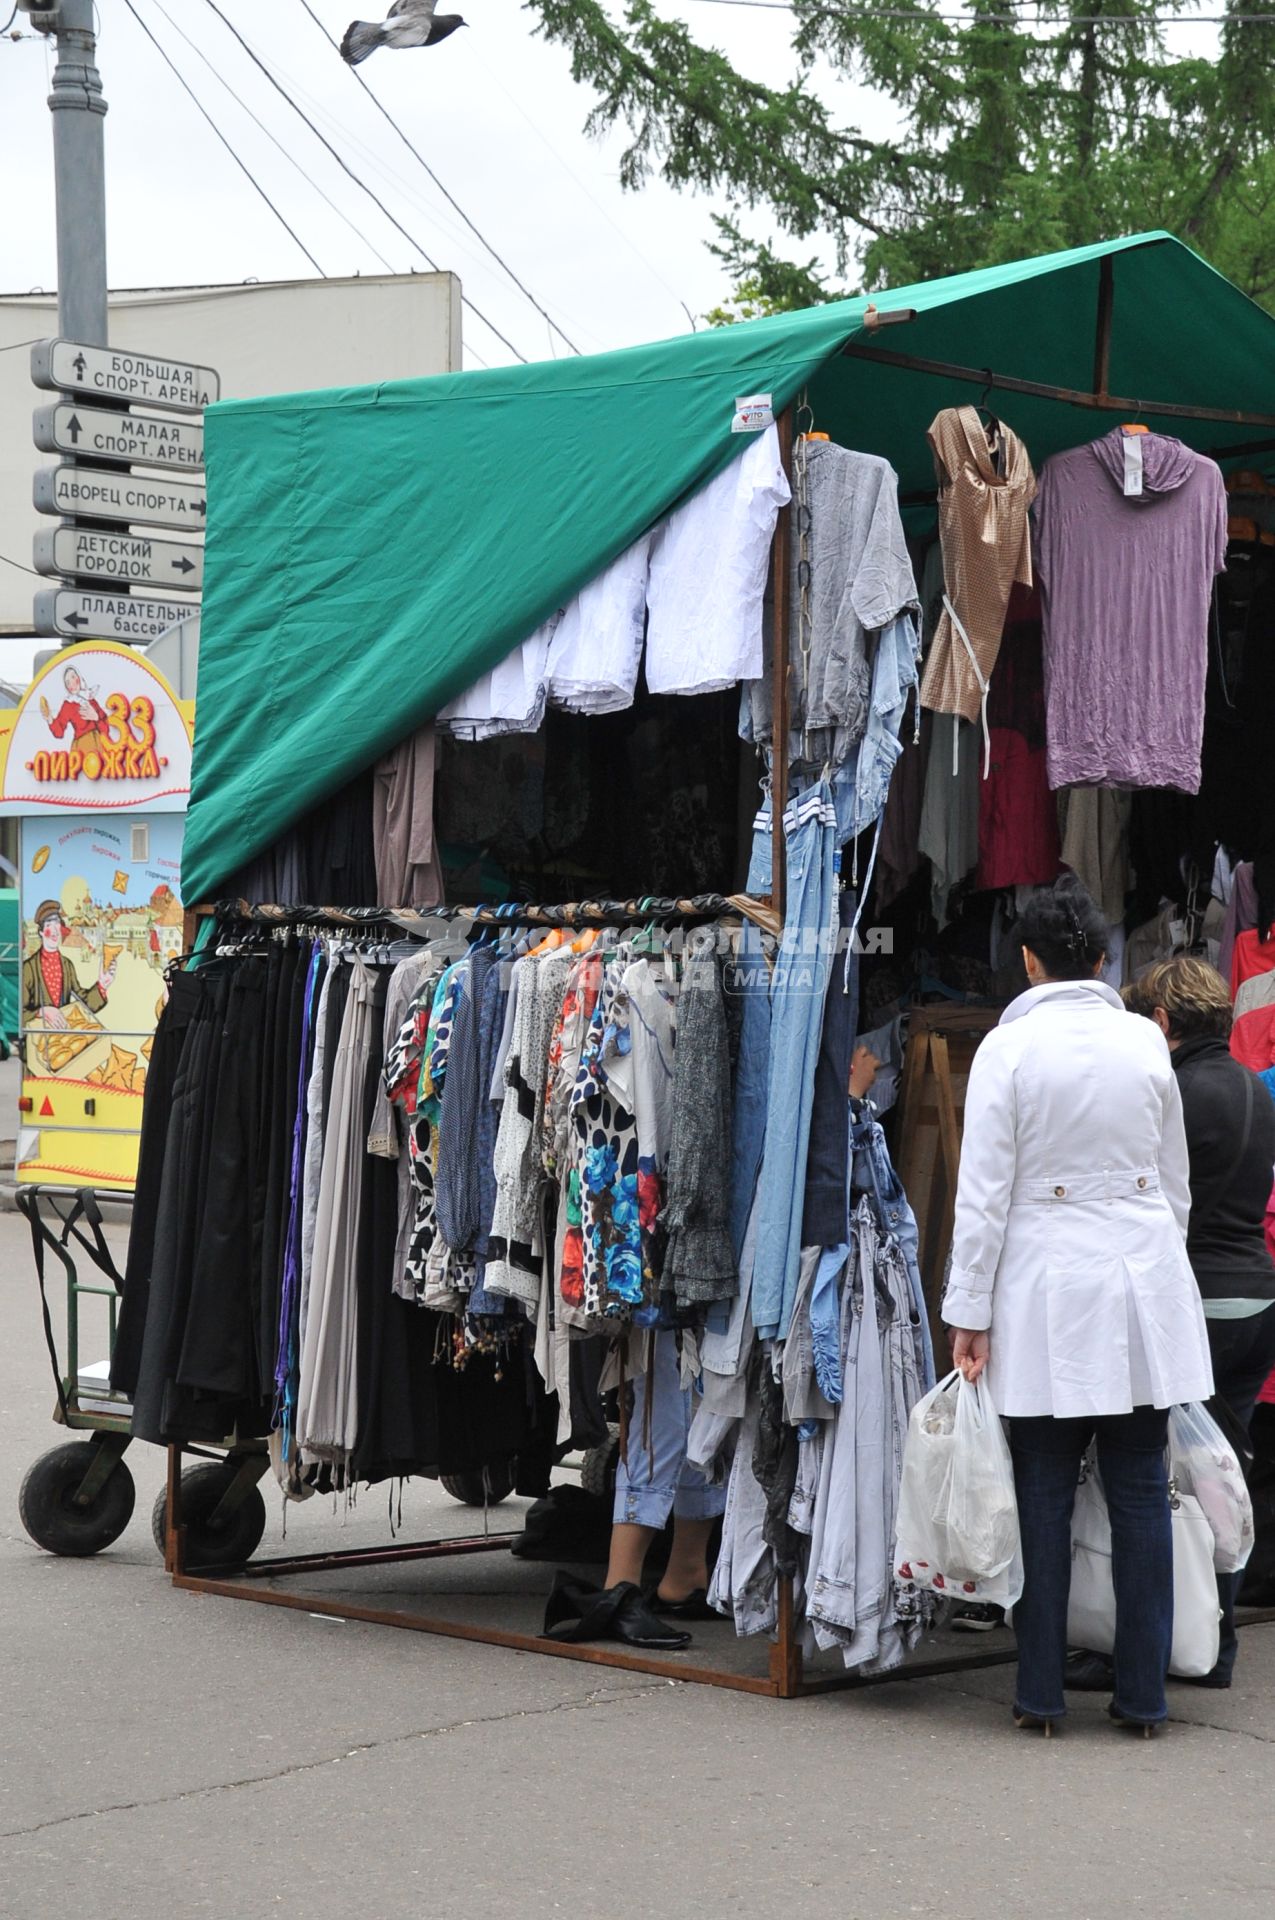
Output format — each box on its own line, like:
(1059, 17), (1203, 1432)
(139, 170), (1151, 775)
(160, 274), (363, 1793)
(22, 900), (114, 1032)
(39, 666), (109, 760)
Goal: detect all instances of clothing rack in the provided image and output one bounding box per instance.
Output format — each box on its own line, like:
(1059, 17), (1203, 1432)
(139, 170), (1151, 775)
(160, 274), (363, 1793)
(167, 418), (848, 1697)
(201, 894), (736, 932)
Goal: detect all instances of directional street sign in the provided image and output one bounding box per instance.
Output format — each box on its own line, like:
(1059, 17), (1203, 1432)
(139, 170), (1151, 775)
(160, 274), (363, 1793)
(33, 401), (204, 471)
(33, 525), (203, 593)
(33, 588), (198, 644)
(31, 339), (219, 412)
(33, 464), (206, 532)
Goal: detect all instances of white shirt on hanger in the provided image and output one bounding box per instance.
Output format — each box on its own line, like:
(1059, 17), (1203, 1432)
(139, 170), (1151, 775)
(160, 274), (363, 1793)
(545, 533), (653, 714)
(436, 614), (558, 738)
(644, 424), (792, 696)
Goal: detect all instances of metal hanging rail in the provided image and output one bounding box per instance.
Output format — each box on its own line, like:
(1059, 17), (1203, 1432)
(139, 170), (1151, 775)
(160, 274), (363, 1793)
(842, 340), (1275, 430)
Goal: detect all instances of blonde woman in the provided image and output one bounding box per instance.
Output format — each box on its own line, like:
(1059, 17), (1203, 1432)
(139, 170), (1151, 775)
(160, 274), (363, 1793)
(1125, 957), (1275, 1688)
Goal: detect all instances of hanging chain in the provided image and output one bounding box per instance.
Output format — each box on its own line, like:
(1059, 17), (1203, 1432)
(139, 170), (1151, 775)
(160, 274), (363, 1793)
(793, 388), (814, 763)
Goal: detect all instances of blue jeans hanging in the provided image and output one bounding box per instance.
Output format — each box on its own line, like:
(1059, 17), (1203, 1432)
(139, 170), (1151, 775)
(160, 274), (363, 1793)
(751, 784), (840, 1342)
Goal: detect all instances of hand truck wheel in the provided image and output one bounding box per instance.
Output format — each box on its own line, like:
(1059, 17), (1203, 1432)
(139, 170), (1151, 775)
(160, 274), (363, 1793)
(439, 1457), (517, 1507)
(152, 1459), (268, 1569)
(19, 1439), (136, 1556)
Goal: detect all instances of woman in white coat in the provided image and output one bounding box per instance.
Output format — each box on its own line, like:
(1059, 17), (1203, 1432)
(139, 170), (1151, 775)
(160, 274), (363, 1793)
(944, 877), (1214, 1735)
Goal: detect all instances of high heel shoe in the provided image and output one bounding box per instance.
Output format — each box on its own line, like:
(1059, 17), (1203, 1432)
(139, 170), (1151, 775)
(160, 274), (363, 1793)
(1012, 1710), (1058, 1738)
(1107, 1706), (1161, 1740)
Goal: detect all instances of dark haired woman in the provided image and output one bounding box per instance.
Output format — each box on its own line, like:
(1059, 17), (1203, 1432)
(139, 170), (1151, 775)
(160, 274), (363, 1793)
(943, 878), (1214, 1735)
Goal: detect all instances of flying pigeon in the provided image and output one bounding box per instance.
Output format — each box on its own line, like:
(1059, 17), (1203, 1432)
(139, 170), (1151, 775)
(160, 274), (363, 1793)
(341, 0), (466, 64)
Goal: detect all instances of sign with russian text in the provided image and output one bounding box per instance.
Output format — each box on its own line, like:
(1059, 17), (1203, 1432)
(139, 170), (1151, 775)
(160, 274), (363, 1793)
(0, 643), (194, 816)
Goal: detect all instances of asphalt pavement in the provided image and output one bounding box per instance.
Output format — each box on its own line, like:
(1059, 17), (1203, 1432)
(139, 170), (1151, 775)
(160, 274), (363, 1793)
(2, 1170), (1274, 1918)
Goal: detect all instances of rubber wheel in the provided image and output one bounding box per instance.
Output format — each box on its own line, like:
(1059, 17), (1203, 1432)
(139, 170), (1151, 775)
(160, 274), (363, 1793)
(152, 1462), (267, 1568)
(438, 1459), (517, 1506)
(580, 1428), (621, 1502)
(19, 1441), (136, 1556)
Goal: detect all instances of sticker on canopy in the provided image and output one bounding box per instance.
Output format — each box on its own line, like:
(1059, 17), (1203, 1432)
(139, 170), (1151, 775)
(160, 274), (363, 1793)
(731, 393), (774, 433)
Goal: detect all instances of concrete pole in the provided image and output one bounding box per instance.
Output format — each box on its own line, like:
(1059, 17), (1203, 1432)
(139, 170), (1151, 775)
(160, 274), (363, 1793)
(47, 0), (109, 346)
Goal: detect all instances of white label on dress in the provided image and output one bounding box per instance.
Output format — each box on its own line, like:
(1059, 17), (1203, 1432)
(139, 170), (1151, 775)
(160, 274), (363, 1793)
(732, 393), (774, 433)
(1123, 433), (1144, 496)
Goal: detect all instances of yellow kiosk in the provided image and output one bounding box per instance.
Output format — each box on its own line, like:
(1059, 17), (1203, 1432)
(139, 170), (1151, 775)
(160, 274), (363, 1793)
(0, 642), (193, 1191)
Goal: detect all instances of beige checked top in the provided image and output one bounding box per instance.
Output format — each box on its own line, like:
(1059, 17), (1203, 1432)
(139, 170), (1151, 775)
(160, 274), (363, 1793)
(919, 405), (1037, 727)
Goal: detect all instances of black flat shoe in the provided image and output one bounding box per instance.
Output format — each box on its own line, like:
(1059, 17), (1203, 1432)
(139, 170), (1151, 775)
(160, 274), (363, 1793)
(1065, 1650), (1116, 1692)
(647, 1587), (719, 1621)
(542, 1573), (692, 1651)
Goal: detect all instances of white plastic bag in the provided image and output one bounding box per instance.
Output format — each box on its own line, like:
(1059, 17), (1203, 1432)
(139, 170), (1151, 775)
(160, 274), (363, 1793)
(895, 1370), (1023, 1609)
(1168, 1401), (1254, 1575)
(1067, 1453), (1221, 1679)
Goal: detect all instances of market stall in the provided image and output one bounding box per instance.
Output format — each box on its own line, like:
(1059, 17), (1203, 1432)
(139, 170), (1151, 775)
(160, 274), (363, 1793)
(117, 231), (1275, 1696)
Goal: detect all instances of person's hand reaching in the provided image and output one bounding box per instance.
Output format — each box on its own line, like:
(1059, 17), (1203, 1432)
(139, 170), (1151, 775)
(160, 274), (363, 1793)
(848, 1044), (881, 1100)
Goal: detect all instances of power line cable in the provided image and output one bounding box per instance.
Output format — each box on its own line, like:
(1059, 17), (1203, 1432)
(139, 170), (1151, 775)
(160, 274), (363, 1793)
(458, 41), (694, 325)
(251, 48), (584, 331)
(144, 0), (400, 275)
(682, 0), (1265, 16)
(198, 0), (529, 363)
(265, 33), (605, 352)
(0, 550), (41, 578)
(293, 0), (583, 355)
(121, 0), (329, 275)
(0, 337), (44, 353)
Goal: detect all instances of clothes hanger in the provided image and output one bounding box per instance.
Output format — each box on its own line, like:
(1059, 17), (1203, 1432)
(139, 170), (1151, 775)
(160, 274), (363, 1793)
(1120, 400), (1149, 436)
(794, 397), (828, 445)
(975, 370), (1000, 437)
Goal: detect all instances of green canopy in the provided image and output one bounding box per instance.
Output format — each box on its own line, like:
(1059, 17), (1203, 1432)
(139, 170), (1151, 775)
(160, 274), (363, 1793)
(0, 888), (18, 1045)
(183, 230), (1275, 902)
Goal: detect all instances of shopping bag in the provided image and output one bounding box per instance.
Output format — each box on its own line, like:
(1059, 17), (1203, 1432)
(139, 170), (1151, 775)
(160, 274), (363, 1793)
(895, 1370), (1023, 1609)
(1168, 1401), (1255, 1575)
(1067, 1454), (1221, 1679)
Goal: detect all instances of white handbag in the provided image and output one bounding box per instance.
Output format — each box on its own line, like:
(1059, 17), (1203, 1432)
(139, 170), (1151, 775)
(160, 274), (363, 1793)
(1067, 1455), (1221, 1680)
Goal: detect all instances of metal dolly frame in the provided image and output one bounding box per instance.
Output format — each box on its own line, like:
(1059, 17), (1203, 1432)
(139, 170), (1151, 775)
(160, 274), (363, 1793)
(17, 1185), (270, 1563)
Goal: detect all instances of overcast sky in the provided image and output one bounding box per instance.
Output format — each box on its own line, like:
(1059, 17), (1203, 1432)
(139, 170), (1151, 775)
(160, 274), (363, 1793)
(3, 2), (1222, 363)
(0, 0), (896, 369)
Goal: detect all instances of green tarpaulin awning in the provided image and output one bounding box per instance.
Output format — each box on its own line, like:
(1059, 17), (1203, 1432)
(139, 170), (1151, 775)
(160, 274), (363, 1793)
(183, 231), (1275, 902)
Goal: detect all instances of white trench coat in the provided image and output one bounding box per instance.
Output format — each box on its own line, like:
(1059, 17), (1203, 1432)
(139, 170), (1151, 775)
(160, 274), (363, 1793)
(943, 979), (1215, 1419)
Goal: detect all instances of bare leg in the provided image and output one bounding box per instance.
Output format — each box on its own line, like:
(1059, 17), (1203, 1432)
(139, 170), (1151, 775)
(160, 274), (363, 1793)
(605, 1521), (657, 1592)
(657, 1515), (716, 1602)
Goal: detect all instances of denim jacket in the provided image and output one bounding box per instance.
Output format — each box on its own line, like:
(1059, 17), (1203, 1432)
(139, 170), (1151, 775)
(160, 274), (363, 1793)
(828, 611), (921, 848)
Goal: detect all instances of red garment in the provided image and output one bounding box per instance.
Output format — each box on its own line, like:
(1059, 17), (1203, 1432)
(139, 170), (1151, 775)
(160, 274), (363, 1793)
(1262, 1177), (1275, 1406)
(1230, 922), (1275, 997)
(48, 697), (109, 743)
(1231, 1002), (1275, 1073)
(975, 727), (1062, 891)
(39, 948), (64, 1007)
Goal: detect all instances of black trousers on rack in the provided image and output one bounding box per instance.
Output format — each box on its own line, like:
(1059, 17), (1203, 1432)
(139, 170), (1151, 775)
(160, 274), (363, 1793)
(111, 969), (203, 1397)
(177, 962), (269, 1410)
(130, 968), (232, 1446)
(255, 939), (307, 1391)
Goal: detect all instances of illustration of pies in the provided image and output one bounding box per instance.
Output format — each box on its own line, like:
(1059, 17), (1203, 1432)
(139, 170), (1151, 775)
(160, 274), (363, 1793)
(85, 1043), (141, 1093)
(31, 846), (50, 873)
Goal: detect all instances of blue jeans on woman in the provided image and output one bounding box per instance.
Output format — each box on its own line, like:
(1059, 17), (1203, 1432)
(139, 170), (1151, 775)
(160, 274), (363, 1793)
(1011, 1406), (1172, 1725)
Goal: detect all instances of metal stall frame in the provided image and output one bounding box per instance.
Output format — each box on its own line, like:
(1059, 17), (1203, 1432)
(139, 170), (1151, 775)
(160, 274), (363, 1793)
(163, 402), (888, 1700)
